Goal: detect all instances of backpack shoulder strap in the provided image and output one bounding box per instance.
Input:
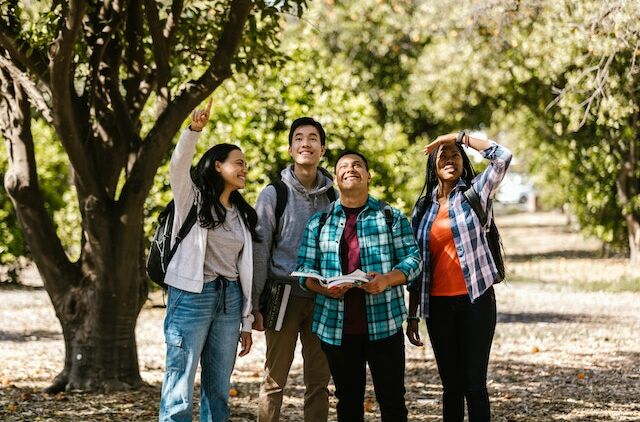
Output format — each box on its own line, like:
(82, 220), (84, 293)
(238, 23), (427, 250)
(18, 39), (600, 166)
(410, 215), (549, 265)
(174, 202), (198, 244)
(318, 201), (336, 233)
(463, 185), (488, 229)
(270, 180), (288, 225)
(377, 200), (396, 263)
(266, 180), (288, 248)
(326, 187), (337, 202)
(412, 196), (428, 231)
(378, 200), (394, 232)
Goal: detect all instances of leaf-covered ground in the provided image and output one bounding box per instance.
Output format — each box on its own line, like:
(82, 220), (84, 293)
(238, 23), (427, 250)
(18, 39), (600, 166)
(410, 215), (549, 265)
(1, 211), (639, 421)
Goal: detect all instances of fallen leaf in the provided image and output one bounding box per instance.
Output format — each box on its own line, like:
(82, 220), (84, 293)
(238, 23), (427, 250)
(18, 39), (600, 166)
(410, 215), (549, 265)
(364, 398), (374, 412)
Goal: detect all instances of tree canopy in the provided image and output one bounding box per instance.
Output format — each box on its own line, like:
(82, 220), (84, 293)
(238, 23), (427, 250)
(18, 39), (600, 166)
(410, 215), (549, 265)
(0, 0), (307, 391)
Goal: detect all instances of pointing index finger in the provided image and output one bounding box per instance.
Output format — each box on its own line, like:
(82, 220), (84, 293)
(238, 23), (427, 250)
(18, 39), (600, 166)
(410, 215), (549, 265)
(205, 98), (213, 114)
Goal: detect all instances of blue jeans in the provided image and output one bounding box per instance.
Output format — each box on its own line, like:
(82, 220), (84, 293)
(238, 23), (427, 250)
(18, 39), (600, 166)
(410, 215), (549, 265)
(159, 280), (242, 422)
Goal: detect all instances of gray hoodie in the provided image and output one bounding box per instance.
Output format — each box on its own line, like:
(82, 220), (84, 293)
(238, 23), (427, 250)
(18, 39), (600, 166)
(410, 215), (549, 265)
(252, 164), (336, 308)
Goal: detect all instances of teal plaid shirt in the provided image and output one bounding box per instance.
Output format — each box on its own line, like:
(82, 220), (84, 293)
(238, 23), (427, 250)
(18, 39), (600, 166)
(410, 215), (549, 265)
(296, 196), (422, 345)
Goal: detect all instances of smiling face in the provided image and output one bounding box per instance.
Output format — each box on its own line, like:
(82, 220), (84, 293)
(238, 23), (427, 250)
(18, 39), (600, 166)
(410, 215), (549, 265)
(215, 148), (248, 192)
(435, 143), (463, 183)
(288, 125), (325, 167)
(335, 153), (371, 194)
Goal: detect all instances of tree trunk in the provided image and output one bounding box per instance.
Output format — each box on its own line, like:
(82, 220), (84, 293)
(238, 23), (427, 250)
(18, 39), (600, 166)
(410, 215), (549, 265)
(2, 71), (147, 392)
(626, 216), (640, 263)
(46, 277), (145, 392)
(44, 199), (150, 392)
(617, 156), (640, 263)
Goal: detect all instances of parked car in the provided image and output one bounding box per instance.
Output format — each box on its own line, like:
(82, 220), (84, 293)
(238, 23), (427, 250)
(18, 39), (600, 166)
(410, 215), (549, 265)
(496, 172), (535, 205)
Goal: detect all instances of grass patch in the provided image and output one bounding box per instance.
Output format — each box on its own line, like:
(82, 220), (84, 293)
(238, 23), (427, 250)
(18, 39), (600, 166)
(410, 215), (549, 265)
(498, 274), (640, 293)
(571, 277), (640, 293)
(502, 274), (545, 284)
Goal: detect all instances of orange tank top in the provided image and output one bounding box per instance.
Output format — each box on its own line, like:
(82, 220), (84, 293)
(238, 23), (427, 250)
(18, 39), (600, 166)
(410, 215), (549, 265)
(429, 203), (468, 296)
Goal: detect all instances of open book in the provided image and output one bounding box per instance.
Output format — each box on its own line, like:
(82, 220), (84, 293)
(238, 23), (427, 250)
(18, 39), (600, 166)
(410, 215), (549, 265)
(291, 269), (371, 289)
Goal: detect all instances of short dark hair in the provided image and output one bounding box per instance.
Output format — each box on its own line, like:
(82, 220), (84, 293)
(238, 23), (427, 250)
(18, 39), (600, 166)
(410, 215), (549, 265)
(288, 117), (326, 146)
(334, 150), (369, 171)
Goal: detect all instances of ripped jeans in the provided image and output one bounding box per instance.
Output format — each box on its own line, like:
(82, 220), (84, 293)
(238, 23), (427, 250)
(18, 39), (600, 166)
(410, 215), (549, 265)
(159, 280), (242, 422)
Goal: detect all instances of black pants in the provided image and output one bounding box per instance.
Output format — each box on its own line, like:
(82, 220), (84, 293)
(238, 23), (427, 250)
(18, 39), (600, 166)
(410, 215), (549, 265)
(320, 330), (407, 422)
(427, 288), (496, 422)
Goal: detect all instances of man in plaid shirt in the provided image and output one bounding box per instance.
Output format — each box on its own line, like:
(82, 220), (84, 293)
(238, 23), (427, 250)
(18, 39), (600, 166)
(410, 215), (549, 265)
(296, 150), (422, 422)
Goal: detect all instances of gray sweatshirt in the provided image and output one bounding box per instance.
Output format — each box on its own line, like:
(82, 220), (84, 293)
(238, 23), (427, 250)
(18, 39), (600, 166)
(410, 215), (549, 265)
(252, 165), (335, 308)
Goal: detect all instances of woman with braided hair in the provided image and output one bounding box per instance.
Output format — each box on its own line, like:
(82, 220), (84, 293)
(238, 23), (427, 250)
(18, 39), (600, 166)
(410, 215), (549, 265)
(406, 131), (512, 422)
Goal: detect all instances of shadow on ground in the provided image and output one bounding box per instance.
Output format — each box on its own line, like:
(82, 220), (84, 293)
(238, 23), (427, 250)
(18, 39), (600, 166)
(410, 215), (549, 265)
(2, 353), (639, 422)
(496, 312), (611, 324)
(0, 330), (63, 343)
(507, 249), (602, 262)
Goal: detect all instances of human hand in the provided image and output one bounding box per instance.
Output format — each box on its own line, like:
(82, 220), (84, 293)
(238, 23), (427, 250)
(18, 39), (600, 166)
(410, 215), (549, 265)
(324, 284), (352, 299)
(239, 331), (252, 357)
(305, 278), (352, 299)
(423, 132), (458, 155)
(189, 98), (213, 132)
(406, 319), (423, 346)
(252, 310), (264, 332)
(359, 272), (389, 294)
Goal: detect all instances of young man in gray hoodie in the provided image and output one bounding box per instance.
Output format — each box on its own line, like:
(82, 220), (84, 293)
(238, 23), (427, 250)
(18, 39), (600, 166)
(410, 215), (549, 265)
(252, 117), (335, 422)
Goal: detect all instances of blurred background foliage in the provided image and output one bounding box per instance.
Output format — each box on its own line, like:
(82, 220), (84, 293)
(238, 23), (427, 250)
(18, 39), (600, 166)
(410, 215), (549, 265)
(2, 0), (639, 280)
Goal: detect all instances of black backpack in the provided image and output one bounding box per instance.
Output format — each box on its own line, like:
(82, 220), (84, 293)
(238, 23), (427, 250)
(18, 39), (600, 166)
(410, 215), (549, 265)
(414, 186), (505, 283)
(146, 200), (198, 289)
(268, 179), (337, 245)
(462, 186), (505, 283)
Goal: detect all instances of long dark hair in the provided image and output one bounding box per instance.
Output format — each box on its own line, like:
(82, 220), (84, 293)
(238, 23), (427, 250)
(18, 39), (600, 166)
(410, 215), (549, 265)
(191, 143), (260, 241)
(413, 143), (476, 221)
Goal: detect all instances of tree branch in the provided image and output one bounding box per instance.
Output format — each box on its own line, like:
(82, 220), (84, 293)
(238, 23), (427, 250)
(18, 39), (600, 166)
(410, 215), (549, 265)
(0, 28), (50, 83)
(123, 0), (149, 123)
(0, 68), (79, 301)
(119, 0), (254, 218)
(144, 0), (171, 94)
(166, 0), (185, 44)
(0, 54), (53, 123)
(49, 0), (101, 197)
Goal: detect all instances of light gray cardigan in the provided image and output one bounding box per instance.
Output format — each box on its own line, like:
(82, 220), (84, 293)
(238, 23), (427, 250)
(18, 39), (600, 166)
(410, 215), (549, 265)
(164, 129), (254, 332)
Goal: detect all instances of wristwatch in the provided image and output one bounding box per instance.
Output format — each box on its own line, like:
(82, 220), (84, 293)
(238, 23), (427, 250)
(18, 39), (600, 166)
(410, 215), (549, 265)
(455, 131), (466, 145)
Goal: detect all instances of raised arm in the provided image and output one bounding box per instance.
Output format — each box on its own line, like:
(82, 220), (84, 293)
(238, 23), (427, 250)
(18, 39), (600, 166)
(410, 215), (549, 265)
(423, 131), (512, 211)
(169, 99), (213, 214)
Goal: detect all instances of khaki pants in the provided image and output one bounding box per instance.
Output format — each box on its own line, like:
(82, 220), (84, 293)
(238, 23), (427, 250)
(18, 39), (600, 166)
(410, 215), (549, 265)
(258, 295), (331, 422)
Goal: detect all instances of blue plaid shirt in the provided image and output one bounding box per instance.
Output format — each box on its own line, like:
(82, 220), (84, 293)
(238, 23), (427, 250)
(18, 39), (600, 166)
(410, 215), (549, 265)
(297, 196), (422, 346)
(410, 143), (512, 317)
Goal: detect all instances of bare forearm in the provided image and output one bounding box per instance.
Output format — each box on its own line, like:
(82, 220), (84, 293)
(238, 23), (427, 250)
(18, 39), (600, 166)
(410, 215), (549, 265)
(408, 289), (420, 317)
(383, 269), (407, 287)
(465, 134), (493, 152)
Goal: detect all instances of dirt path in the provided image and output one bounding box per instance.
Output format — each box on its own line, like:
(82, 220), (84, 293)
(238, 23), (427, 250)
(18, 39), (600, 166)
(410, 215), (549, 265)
(1, 212), (639, 421)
